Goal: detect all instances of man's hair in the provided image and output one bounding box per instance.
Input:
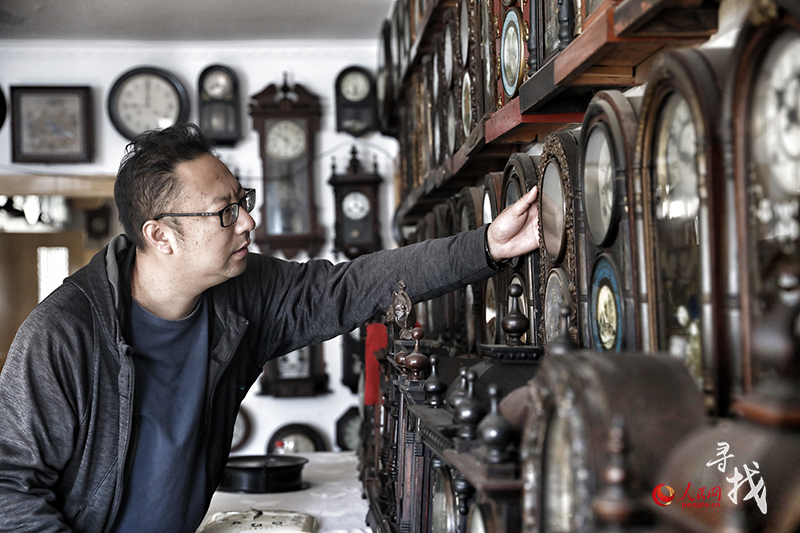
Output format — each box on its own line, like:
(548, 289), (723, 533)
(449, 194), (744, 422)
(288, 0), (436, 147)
(114, 123), (215, 250)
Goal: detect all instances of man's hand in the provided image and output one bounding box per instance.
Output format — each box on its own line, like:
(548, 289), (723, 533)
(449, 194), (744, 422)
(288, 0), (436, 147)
(487, 186), (539, 260)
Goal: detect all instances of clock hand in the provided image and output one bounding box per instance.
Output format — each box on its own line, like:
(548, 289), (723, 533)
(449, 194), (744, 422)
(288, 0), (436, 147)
(46, 119), (76, 139)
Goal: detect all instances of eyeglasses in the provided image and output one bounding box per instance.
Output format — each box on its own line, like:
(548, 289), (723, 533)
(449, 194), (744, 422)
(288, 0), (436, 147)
(155, 189), (256, 228)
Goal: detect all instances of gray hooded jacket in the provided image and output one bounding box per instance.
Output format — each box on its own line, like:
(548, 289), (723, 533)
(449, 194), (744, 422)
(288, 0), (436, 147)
(0, 228), (494, 532)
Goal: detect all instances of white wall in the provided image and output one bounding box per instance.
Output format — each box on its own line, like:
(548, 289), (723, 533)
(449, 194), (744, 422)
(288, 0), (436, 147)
(0, 38), (399, 452)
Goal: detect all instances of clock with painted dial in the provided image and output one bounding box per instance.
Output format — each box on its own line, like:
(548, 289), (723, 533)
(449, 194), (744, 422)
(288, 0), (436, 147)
(335, 66), (379, 137)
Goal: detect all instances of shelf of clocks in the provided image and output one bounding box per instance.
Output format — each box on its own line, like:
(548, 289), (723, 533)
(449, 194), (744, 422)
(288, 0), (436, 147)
(387, 0), (720, 233)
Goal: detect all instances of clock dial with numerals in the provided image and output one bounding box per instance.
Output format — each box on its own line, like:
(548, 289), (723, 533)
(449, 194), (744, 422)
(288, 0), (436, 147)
(266, 119), (307, 161)
(108, 67), (189, 140)
(342, 191), (371, 220)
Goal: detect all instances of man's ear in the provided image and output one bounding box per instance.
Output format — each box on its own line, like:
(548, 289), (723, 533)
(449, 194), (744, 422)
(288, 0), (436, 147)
(141, 220), (175, 255)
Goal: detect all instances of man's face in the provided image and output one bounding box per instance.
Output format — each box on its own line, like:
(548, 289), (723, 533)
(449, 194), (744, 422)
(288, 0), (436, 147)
(167, 153), (255, 290)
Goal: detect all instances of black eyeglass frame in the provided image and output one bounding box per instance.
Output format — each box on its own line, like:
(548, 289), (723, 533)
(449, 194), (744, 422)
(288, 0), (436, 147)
(155, 188), (256, 228)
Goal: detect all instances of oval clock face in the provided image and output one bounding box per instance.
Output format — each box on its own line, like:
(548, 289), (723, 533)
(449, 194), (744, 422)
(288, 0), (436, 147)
(431, 467), (457, 533)
(583, 124), (617, 246)
(460, 0), (470, 68)
(544, 268), (570, 341)
(590, 255), (622, 351)
(444, 24), (454, 88)
(462, 71), (473, 137)
(501, 8), (523, 98)
(341, 70), (371, 103)
(654, 92), (699, 221)
(541, 160), (566, 261)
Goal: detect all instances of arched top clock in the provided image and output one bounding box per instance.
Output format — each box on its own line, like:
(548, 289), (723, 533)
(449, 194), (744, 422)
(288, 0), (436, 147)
(249, 74), (324, 259)
(728, 1), (800, 395)
(636, 48), (727, 409)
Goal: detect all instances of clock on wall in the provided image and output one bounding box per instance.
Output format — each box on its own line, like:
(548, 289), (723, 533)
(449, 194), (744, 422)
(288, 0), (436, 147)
(0, 87), (6, 131)
(250, 74), (325, 258)
(107, 66), (190, 140)
(260, 344), (329, 398)
(11, 86), (94, 164)
(328, 146), (383, 260)
(198, 64), (241, 146)
(335, 66), (379, 137)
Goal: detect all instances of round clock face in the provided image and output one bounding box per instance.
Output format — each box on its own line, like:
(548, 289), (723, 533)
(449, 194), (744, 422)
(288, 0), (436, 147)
(433, 112), (441, 163)
(544, 268), (570, 341)
(590, 256), (622, 351)
(583, 124), (617, 246)
(341, 70), (371, 103)
(654, 92), (699, 220)
(544, 409), (577, 532)
(272, 433), (317, 454)
(485, 276), (498, 343)
(342, 191), (371, 220)
(466, 503), (489, 533)
(481, 0), (494, 100)
(433, 50), (440, 102)
(108, 67), (189, 140)
(444, 24), (454, 88)
(483, 188), (495, 224)
(266, 119), (307, 162)
(460, 0), (470, 68)
(431, 467), (457, 533)
(462, 71), (473, 136)
(750, 29), (800, 195)
(447, 93), (457, 155)
(202, 69), (233, 99)
(501, 8), (523, 98)
(541, 160), (567, 261)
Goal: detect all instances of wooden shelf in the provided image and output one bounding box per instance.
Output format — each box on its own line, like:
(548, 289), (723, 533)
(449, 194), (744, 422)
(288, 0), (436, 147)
(0, 174), (115, 198)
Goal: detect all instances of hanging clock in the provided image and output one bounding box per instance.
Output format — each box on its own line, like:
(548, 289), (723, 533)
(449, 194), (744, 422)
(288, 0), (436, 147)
(637, 48), (725, 406)
(328, 146), (383, 259)
(444, 14), (456, 90)
(107, 66), (190, 140)
(462, 71), (474, 137)
(459, 0), (472, 69)
(730, 3), (800, 395)
(260, 344), (329, 397)
(520, 352), (705, 533)
(0, 86), (6, 131)
(267, 423), (328, 453)
(377, 19), (397, 136)
(479, 0), (497, 117)
(500, 7), (525, 99)
(335, 406), (362, 451)
(482, 172), (506, 345)
(198, 64), (241, 147)
(502, 153), (541, 347)
(447, 92), (457, 156)
(250, 75), (325, 259)
(538, 130), (581, 347)
(335, 66), (379, 137)
(578, 90), (641, 352)
(456, 186), (485, 354)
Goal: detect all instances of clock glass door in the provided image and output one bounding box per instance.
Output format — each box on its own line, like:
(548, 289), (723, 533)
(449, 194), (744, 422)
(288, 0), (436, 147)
(264, 118), (310, 235)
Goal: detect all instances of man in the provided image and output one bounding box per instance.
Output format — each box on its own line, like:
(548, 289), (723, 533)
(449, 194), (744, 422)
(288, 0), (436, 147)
(0, 124), (539, 532)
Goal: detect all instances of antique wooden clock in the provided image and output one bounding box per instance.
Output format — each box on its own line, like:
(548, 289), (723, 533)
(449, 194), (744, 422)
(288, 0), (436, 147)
(198, 64), (241, 146)
(250, 74), (325, 258)
(335, 66), (379, 137)
(328, 146), (383, 260)
(260, 344), (329, 398)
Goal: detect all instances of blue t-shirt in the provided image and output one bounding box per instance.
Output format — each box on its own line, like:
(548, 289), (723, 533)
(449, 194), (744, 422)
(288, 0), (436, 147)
(111, 296), (210, 533)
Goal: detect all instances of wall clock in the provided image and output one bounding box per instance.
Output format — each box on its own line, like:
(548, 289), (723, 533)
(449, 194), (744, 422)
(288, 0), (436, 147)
(456, 186), (485, 354)
(503, 153), (541, 347)
(637, 48), (725, 408)
(538, 129), (581, 346)
(461, 71), (474, 137)
(479, 0), (497, 116)
(578, 90), (640, 352)
(335, 406), (362, 451)
(500, 6), (525, 99)
(444, 13), (456, 90)
(0, 87), (6, 132)
(259, 344), (328, 397)
(335, 65), (379, 137)
(730, 3), (800, 396)
(198, 64), (241, 146)
(482, 172), (505, 345)
(377, 19), (397, 136)
(250, 75), (325, 258)
(328, 146), (383, 259)
(11, 86), (93, 163)
(107, 66), (189, 140)
(267, 423), (328, 453)
(459, 0), (472, 69)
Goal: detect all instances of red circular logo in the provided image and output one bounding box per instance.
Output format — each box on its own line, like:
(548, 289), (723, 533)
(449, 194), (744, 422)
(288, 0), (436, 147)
(652, 484), (675, 506)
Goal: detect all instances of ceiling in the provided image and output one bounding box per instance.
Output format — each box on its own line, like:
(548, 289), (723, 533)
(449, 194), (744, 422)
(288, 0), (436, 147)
(0, 0), (394, 41)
